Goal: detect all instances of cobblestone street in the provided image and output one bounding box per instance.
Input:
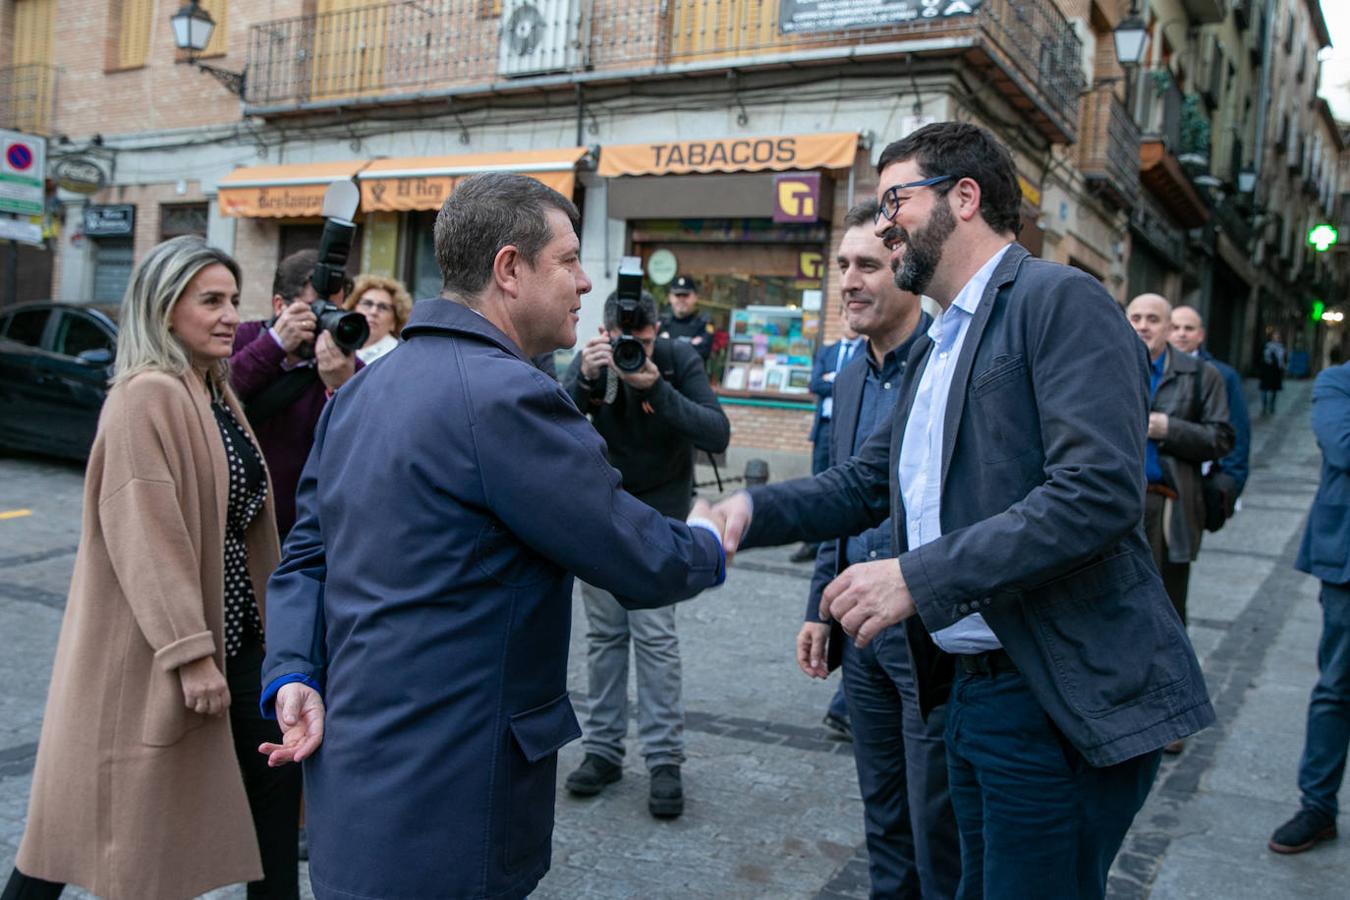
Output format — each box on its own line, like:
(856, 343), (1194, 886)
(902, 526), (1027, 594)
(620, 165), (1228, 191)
(0, 379), (1343, 899)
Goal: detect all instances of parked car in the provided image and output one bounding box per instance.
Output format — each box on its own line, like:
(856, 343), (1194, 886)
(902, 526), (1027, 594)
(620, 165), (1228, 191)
(0, 302), (118, 461)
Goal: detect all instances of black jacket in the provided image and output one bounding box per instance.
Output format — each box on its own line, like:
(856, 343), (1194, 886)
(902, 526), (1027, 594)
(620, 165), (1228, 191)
(563, 338), (730, 518)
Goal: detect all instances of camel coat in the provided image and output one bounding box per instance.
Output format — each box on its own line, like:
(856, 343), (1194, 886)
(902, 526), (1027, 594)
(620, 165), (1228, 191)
(16, 370), (281, 899)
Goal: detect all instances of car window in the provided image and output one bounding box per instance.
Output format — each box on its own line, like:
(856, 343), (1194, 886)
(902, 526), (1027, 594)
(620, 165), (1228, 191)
(54, 312), (114, 358)
(1, 310), (50, 347)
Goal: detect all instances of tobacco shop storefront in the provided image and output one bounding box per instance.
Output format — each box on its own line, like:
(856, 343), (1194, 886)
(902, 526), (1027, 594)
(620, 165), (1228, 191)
(215, 149), (588, 318)
(597, 132), (860, 472)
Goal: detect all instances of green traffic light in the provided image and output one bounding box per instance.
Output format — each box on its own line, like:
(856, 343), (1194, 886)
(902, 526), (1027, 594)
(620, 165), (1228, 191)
(1308, 224), (1338, 252)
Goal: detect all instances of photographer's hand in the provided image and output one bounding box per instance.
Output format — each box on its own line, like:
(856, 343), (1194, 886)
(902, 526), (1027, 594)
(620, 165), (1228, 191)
(316, 332), (356, 391)
(617, 357), (660, 392)
(273, 300), (317, 355)
(579, 331), (613, 381)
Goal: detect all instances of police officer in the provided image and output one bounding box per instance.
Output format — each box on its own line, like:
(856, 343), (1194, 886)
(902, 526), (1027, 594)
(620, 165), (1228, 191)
(659, 275), (715, 362)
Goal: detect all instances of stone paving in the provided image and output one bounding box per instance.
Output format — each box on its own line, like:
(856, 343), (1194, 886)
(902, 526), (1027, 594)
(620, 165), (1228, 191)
(0, 377), (1344, 898)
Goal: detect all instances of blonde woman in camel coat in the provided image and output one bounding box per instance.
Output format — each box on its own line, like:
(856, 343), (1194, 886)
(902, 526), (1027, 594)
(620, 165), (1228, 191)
(3, 237), (294, 900)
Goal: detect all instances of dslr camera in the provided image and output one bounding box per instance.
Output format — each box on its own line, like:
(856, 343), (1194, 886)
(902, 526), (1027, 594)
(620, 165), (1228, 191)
(288, 181), (370, 359)
(610, 256), (648, 373)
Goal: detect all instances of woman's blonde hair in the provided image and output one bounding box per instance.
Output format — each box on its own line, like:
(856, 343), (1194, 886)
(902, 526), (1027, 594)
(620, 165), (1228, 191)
(346, 273), (414, 336)
(112, 235), (242, 390)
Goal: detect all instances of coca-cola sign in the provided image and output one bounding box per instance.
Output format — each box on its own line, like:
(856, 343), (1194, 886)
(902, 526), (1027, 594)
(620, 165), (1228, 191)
(53, 156), (107, 194)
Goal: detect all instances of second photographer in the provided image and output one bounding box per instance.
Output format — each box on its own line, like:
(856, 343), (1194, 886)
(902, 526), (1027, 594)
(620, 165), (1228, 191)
(562, 286), (730, 818)
(229, 249), (364, 538)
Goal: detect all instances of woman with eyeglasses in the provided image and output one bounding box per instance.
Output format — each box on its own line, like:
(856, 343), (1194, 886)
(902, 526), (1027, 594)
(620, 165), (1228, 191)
(3, 236), (299, 900)
(345, 274), (413, 364)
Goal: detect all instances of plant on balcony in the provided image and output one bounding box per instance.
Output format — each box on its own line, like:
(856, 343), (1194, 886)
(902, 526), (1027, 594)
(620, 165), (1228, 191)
(1148, 69), (1173, 97)
(1180, 94), (1211, 158)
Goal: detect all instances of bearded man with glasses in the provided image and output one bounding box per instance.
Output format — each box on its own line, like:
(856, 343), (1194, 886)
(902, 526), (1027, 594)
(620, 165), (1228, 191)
(694, 121), (1214, 899)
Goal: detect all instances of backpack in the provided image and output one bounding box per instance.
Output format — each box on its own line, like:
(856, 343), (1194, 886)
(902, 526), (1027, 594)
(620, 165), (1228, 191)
(1191, 366), (1236, 532)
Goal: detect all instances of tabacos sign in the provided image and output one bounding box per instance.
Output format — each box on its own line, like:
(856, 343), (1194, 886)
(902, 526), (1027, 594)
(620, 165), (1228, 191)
(646, 137), (800, 172)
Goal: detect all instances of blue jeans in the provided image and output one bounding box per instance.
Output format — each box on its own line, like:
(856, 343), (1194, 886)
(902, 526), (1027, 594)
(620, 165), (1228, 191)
(843, 626), (960, 899)
(1298, 581), (1350, 817)
(945, 667), (1161, 900)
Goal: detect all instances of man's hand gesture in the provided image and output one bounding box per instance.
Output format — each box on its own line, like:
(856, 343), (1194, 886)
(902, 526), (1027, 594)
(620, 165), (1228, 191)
(688, 491), (753, 561)
(259, 683), (326, 767)
(821, 560), (917, 648)
(796, 621), (830, 679)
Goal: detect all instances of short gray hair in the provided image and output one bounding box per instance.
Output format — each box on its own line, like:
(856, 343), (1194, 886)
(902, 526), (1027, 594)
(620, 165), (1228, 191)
(113, 235), (241, 388)
(433, 173), (580, 300)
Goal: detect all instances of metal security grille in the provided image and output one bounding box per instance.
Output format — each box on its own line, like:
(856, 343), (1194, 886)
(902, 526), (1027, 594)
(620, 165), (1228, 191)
(92, 241), (135, 305)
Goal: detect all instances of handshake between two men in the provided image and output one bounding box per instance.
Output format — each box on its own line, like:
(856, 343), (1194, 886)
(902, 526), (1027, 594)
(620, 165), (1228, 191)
(689, 491), (917, 673)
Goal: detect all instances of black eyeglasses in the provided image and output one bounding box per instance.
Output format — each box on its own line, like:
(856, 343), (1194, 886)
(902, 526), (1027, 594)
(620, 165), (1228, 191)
(875, 175), (958, 223)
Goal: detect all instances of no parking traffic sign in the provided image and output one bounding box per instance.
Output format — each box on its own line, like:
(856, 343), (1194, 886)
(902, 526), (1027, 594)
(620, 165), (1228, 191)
(0, 129), (47, 217)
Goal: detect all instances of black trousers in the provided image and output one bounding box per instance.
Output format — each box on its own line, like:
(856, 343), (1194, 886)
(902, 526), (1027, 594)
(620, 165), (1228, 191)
(1144, 490), (1191, 624)
(229, 640), (303, 900)
(3, 642), (301, 900)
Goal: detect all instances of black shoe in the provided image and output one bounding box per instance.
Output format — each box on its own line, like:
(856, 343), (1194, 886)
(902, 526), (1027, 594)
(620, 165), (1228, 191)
(789, 543), (819, 563)
(822, 712), (852, 742)
(1269, 809), (1337, 854)
(565, 753), (622, 797)
(648, 764), (684, 818)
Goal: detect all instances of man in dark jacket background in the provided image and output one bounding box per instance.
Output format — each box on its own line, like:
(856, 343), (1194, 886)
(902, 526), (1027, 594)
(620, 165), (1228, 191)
(561, 290), (730, 818)
(1126, 293), (1234, 629)
(1170, 305), (1251, 497)
(1270, 358), (1350, 854)
(258, 174), (727, 900)
(229, 250), (360, 537)
(658, 275), (714, 362)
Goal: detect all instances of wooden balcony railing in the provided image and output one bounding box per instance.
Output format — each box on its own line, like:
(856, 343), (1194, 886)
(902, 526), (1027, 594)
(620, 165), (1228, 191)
(0, 64), (58, 137)
(244, 0), (1082, 142)
(1079, 84), (1140, 211)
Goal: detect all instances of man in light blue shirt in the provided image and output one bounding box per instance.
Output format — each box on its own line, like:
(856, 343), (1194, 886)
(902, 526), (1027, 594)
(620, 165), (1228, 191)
(696, 122), (1212, 899)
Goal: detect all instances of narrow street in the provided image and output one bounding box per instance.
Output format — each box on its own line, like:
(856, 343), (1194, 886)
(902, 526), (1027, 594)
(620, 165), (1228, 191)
(0, 378), (1342, 899)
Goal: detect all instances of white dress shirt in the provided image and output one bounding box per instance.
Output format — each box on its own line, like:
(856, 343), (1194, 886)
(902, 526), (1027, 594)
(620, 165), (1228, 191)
(898, 244), (1012, 654)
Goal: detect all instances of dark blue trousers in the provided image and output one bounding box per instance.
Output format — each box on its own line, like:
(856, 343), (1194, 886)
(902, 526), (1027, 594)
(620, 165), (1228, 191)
(1297, 581), (1350, 817)
(811, 419), (832, 475)
(842, 626), (960, 899)
(945, 667), (1161, 900)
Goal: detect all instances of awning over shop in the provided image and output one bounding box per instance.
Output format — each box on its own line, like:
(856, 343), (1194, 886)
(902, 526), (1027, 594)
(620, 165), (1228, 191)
(217, 160), (370, 218)
(358, 148), (589, 212)
(598, 132), (858, 178)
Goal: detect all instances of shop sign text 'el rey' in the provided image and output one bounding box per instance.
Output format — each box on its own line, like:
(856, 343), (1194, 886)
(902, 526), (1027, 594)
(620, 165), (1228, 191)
(780, 0), (981, 34)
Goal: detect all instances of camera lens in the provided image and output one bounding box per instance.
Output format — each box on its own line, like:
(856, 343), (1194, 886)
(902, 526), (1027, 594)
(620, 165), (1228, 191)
(331, 312), (369, 353)
(612, 336), (646, 373)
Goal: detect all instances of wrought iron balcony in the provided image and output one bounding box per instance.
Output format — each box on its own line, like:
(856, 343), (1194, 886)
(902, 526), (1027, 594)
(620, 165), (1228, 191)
(244, 0), (1083, 142)
(0, 64), (58, 137)
(1078, 84), (1140, 211)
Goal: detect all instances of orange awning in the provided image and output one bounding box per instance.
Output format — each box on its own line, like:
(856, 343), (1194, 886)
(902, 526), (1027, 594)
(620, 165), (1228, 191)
(358, 148), (588, 213)
(217, 160), (370, 219)
(598, 132), (858, 177)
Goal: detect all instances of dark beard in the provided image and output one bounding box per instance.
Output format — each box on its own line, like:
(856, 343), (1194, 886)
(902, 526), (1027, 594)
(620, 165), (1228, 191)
(891, 200), (956, 295)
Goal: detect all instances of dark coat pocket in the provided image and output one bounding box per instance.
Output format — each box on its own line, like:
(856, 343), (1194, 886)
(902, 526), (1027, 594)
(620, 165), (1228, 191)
(971, 355), (1036, 463)
(1026, 550), (1186, 718)
(503, 692), (582, 872)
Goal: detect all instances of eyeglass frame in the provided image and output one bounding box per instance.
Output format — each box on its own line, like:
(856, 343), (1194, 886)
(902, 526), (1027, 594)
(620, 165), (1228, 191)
(875, 175), (959, 223)
(355, 296), (397, 315)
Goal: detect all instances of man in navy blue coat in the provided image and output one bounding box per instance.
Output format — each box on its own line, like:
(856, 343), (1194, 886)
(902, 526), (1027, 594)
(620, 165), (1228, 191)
(1270, 358), (1350, 854)
(1170, 305), (1251, 495)
(695, 123), (1214, 898)
(257, 174), (726, 900)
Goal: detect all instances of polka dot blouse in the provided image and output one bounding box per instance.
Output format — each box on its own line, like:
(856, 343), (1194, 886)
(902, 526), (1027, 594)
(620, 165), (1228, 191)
(211, 399), (267, 658)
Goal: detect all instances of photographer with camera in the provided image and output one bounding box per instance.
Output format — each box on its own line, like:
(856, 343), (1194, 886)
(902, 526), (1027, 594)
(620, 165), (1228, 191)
(229, 249), (366, 538)
(561, 269), (730, 818)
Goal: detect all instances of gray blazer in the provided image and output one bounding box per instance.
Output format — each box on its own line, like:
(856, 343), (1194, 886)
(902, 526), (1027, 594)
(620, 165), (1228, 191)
(742, 244), (1215, 767)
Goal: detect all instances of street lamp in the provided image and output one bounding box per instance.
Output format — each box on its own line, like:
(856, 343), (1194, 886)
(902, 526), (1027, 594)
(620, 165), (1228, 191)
(1113, 6), (1149, 69)
(169, 2), (245, 97)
